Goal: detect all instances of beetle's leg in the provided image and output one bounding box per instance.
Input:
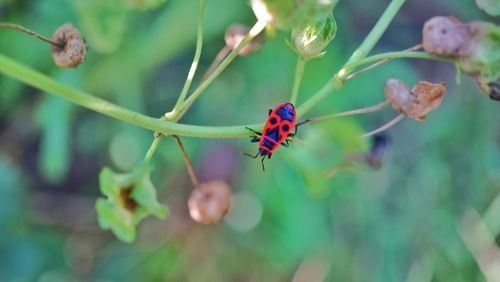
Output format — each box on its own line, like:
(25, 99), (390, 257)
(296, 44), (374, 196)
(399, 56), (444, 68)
(268, 109), (272, 116)
(245, 126), (262, 136)
(250, 136), (260, 143)
(243, 151), (260, 159)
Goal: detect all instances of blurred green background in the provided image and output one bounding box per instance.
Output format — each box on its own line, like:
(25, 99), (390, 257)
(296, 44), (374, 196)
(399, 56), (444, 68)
(1, 0), (500, 281)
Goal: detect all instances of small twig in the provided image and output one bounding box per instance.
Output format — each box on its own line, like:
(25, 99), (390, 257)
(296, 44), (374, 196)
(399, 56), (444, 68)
(361, 113), (405, 138)
(144, 133), (163, 161)
(0, 23), (64, 47)
(307, 100), (390, 123)
(201, 46), (231, 82)
(345, 44), (422, 81)
(173, 135), (199, 188)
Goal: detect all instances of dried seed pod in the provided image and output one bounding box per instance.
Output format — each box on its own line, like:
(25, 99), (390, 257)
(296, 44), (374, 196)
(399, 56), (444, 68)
(477, 79), (500, 101)
(385, 79), (446, 121)
(408, 81), (446, 121)
(224, 24), (264, 56)
(51, 23), (87, 68)
(384, 79), (413, 115)
(188, 180), (231, 224)
(422, 16), (473, 56)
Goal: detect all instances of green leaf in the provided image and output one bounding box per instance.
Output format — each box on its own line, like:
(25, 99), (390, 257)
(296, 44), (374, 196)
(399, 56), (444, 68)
(476, 0), (500, 16)
(95, 161), (169, 243)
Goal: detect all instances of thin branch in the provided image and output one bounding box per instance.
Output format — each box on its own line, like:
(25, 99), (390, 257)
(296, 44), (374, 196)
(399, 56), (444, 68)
(144, 134), (162, 161)
(345, 44), (422, 81)
(201, 46), (231, 82)
(290, 56), (307, 104)
(361, 113), (405, 138)
(175, 20), (267, 120)
(173, 135), (199, 187)
(0, 23), (64, 47)
(307, 100), (390, 123)
(172, 0), (206, 111)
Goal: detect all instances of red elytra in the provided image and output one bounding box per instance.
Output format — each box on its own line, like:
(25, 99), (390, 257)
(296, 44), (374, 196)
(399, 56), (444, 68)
(245, 103), (298, 171)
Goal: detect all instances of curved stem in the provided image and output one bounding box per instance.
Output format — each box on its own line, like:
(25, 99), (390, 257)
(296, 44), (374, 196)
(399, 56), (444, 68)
(342, 50), (454, 78)
(175, 20), (267, 119)
(290, 56), (307, 104)
(361, 113), (405, 138)
(173, 135), (199, 187)
(345, 44), (422, 81)
(172, 0), (205, 112)
(340, 0), (407, 73)
(0, 23), (63, 47)
(308, 101), (390, 123)
(0, 52), (263, 138)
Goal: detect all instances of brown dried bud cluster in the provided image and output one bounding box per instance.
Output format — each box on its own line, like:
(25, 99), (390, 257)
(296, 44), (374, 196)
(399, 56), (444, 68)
(51, 23), (87, 68)
(224, 24), (264, 56)
(188, 180), (231, 224)
(385, 79), (446, 121)
(477, 80), (500, 101)
(422, 16), (475, 56)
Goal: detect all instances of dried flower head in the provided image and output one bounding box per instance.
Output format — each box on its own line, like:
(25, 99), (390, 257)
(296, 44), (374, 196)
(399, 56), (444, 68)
(225, 24), (265, 56)
(385, 79), (446, 121)
(51, 23), (87, 68)
(409, 81), (446, 121)
(422, 16), (473, 56)
(188, 180), (231, 224)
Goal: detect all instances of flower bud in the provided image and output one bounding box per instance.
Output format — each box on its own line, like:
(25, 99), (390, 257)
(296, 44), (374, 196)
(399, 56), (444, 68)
(188, 180), (231, 224)
(225, 24), (265, 56)
(291, 14), (336, 59)
(51, 23), (87, 68)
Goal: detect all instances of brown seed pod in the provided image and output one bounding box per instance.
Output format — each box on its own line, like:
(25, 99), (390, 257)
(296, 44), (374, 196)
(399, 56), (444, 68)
(224, 24), (264, 56)
(422, 16), (473, 56)
(385, 79), (446, 121)
(384, 78), (413, 115)
(408, 81), (446, 121)
(188, 180), (231, 224)
(51, 23), (87, 68)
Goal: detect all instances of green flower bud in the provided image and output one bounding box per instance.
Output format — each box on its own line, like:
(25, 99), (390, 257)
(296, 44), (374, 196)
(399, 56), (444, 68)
(291, 14), (337, 59)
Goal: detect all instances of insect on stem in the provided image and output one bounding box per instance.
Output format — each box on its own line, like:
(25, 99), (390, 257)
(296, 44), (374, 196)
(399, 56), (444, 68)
(173, 135), (200, 188)
(0, 23), (64, 48)
(361, 113), (405, 138)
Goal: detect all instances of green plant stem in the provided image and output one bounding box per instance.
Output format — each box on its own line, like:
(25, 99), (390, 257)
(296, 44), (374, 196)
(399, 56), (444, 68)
(297, 0), (406, 118)
(0, 52), (261, 138)
(340, 0), (406, 72)
(145, 135), (162, 161)
(290, 56), (307, 104)
(342, 51), (453, 75)
(172, 0), (205, 112)
(174, 20), (267, 119)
